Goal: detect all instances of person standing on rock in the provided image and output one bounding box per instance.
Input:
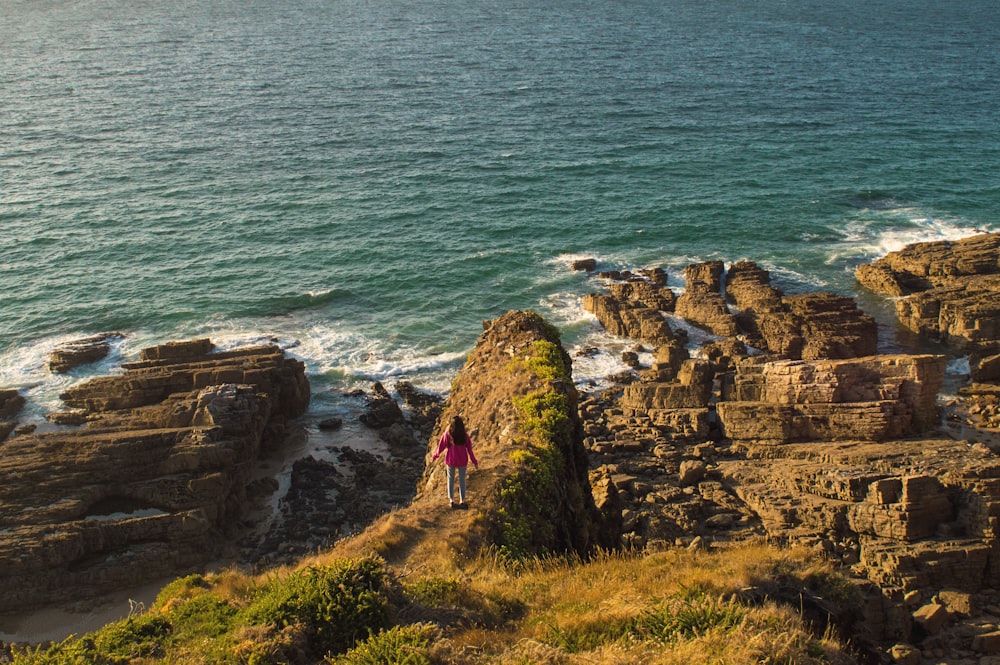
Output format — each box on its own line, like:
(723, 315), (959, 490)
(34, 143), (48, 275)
(431, 415), (479, 509)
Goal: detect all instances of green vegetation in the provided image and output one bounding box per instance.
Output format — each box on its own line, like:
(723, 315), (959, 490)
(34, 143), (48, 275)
(242, 558), (389, 655)
(520, 339), (570, 383)
(12, 556), (389, 665)
(327, 624), (437, 665)
(497, 338), (576, 560)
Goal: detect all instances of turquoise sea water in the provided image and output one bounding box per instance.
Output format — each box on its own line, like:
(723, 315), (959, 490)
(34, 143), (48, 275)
(2, 0), (999, 422)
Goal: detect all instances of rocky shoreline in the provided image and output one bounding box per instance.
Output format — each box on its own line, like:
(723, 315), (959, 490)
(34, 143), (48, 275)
(1, 232), (999, 663)
(574, 231), (1000, 662)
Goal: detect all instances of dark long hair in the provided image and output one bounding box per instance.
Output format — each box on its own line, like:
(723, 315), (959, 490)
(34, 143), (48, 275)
(449, 415), (467, 446)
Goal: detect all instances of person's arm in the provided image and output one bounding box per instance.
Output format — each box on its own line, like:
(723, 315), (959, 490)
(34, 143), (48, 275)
(431, 433), (448, 461)
(467, 435), (479, 467)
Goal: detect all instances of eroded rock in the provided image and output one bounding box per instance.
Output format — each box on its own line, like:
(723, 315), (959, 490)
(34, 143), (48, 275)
(48, 333), (123, 373)
(0, 341), (309, 613)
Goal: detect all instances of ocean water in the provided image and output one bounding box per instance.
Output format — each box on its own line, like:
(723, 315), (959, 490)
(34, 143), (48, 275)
(2, 0), (999, 424)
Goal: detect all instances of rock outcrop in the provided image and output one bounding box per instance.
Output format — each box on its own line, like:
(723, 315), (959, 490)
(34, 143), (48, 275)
(717, 354), (945, 444)
(857, 232), (1000, 354)
(0, 340), (309, 613)
(333, 311), (611, 567)
(856, 231), (1000, 442)
(675, 260), (739, 337)
(421, 310), (607, 556)
(576, 243), (1000, 654)
(48, 332), (123, 373)
(0, 388), (26, 443)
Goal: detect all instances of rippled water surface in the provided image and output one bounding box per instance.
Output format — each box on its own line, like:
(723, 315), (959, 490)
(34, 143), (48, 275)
(2, 0), (998, 413)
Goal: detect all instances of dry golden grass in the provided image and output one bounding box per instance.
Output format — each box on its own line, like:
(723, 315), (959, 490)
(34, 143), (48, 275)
(394, 543), (857, 665)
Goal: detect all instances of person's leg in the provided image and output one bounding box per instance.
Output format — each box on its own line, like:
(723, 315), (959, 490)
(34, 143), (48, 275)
(457, 465), (467, 504)
(446, 465), (456, 505)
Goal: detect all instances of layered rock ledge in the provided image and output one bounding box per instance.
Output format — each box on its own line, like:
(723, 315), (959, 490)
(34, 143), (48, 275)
(0, 340), (309, 613)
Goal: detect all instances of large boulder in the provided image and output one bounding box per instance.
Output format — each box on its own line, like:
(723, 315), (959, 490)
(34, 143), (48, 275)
(582, 292), (677, 347)
(675, 261), (739, 337)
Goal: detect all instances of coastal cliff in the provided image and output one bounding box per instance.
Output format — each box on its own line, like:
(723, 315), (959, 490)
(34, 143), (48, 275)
(329, 309), (610, 567)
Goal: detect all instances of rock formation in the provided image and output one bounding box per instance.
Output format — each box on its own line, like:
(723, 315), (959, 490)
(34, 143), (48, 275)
(857, 232), (1000, 354)
(857, 231), (1000, 442)
(0, 340), (309, 613)
(577, 244), (1000, 654)
(421, 310), (607, 556)
(47, 332), (123, 373)
(331, 311), (611, 568)
(717, 354), (945, 443)
(0, 388), (26, 443)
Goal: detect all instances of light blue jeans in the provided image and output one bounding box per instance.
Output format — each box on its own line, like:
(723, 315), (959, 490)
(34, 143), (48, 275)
(446, 465), (467, 503)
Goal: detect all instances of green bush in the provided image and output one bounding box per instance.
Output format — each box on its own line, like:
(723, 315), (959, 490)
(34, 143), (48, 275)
(521, 340), (571, 382)
(243, 556), (390, 657)
(327, 624), (437, 665)
(169, 593), (239, 640)
(546, 617), (632, 653)
(155, 572), (210, 606)
(404, 577), (461, 606)
(12, 614), (173, 665)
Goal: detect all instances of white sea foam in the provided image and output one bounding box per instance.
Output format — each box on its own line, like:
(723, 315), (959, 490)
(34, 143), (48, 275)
(947, 356), (971, 377)
(752, 261), (833, 291)
(288, 324), (466, 394)
(0, 315), (469, 428)
(566, 328), (640, 390)
(0, 333), (130, 419)
(827, 209), (995, 264)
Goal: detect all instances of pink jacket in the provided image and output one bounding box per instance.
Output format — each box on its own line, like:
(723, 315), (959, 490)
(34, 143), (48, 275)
(432, 430), (479, 468)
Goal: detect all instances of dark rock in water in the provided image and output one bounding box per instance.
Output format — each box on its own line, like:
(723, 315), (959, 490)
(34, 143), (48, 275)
(48, 332), (123, 373)
(252, 445), (423, 564)
(395, 380), (443, 437)
(358, 382), (405, 429)
(572, 258), (597, 272)
(318, 417), (344, 431)
(0, 389), (26, 419)
(0, 389), (26, 445)
(0, 340), (309, 614)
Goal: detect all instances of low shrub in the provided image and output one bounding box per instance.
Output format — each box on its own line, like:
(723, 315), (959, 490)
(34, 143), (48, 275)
(13, 614), (172, 665)
(327, 623), (437, 665)
(243, 556), (390, 657)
